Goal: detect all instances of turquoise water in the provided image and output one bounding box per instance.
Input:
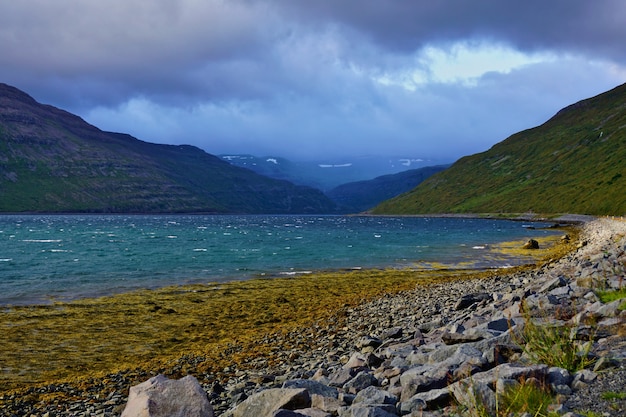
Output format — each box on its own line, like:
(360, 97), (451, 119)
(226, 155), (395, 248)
(0, 215), (558, 305)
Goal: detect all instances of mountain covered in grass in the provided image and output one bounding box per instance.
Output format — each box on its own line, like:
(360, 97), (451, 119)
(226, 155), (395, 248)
(372, 83), (626, 216)
(0, 83), (336, 214)
(326, 165), (449, 213)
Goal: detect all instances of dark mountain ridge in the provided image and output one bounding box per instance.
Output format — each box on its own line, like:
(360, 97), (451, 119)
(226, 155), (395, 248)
(373, 82), (626, 216)
(327, 165), (449, 213)
(0, 83), (336, 214)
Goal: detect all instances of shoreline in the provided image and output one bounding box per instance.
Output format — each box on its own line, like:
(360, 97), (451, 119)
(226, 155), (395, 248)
(0, 215), (568, 307)
(0, 222), (581, 412)
(3, 216), (624, 414)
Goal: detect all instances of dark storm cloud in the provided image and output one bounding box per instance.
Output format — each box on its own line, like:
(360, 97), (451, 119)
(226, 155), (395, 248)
(0, 0), (625, 161)
(270, 0), (626, 62)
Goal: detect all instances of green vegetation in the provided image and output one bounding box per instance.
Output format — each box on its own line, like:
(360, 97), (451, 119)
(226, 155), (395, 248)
(521, 317), (594, 372)
(456, 378), (557, 417)
(373, 82), (626, 216)
(597, 288), (626, 310)
(601, 391), (626, 401)
(497, 380), (555, 417)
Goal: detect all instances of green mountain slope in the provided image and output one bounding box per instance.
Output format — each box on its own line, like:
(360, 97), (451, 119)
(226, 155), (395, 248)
(0, 83), (336, 214)
(327, 165), (448, 213)
(373, 83), (626, 216)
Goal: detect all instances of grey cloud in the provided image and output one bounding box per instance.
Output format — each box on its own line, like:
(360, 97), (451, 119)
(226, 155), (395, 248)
(269, 0), (626, 62)
(0, 0), (625, 162)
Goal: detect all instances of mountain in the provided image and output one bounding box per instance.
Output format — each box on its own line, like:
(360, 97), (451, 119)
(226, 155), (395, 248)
(220, 154), (441, 191)
(372, 83), (626, 216)
(326, 165), (449, 213)
(0, 83), (336, 214)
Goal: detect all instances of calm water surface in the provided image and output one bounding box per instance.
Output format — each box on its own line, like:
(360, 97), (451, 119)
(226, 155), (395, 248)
(0, 215), (558, 305)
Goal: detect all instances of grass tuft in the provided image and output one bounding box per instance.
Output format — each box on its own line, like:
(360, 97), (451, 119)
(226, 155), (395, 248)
(519, 313), (594, 372)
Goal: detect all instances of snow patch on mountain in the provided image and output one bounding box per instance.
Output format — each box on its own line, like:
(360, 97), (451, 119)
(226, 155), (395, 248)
(318, 163), (353, 168)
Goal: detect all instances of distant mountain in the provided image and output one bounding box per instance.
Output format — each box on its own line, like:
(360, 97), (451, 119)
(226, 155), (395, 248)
(373, 83), (626, 216)
(220, 154), (442, 191)
(0, 83), (337, 214)
(326, 165), (449, 213)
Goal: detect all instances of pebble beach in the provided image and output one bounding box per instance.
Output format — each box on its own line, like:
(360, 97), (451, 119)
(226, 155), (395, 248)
(1, 217), (625, 416)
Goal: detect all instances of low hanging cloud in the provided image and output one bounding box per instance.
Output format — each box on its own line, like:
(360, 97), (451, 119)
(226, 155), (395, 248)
(1, 0), (625, 161)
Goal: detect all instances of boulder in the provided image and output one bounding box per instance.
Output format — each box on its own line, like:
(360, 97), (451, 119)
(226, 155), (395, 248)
(121, 374), (213, 417)
(226, 388), (311, 417)
(523, 239), (539, 249)
(283, 379), (339, 399)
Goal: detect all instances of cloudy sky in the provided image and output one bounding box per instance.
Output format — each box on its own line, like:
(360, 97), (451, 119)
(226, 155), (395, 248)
(1, 1), (625, 163)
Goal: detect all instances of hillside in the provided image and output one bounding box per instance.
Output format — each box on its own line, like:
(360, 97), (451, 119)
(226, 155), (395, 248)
(0, 83), (336, 214)
(326, 165), (448, 213)
(373, 82), (626, 216)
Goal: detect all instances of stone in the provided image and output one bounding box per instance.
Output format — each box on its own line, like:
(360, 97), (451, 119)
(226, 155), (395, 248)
(352, 386), (397, 406)
(226, 388), (311, 417)
(288, 408), (332, 417)
(397, 395), (427, 415)
(523, 239), (539, 249)
(343, 371), (378, 394)
(379, 327), (403, 340)
(345, 352), (368, 369)
(311, 394), (344, 414)
(538, 276), (567, 294)
(329, 368), (358, 387)
(547, 367), (573, 387)
(405, 387), (451, 411)
(441, 331), (484, 345)
(344, 404), (398, 417)
(272, 410), (307, 417)
(121, 375), (213, 417)
(283, 379), (339, 399)
(454, 293), (490, 310)
(450, 379), (496, 415)
(485, 317), (515, 332)
(356, 336), (383, 350)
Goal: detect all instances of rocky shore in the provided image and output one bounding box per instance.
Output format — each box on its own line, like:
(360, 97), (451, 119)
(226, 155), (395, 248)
(2, 218), (625, 416)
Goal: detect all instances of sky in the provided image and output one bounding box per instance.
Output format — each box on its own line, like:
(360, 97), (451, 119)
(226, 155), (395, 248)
(1, 1), (626, 163)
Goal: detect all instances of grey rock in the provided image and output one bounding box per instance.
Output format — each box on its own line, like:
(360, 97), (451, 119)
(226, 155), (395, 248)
(450, 379), (496, 415)
(329, 368), (358, 387)
(397, 395), (426, 415)
(357, 336), (383, 350)
(121, 375), (213, 417)
(405, 387), (451, 411)
(272, 410), (307, 417)
(226, 388), (311, 417)
(343, 371), (378, 394)
(311, 394), (345, 414)
(345, 404), (398, 417)
(547, 367), (573, 386)
(485, 317), (515, 332)
(352, 386), (397, 406)
(379, 327), (403, 340)
(283, 379), (339, 399)
(454, 293), (490, 310)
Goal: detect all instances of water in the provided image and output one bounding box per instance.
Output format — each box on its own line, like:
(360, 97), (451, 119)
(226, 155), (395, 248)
(0, 214), (558, 305)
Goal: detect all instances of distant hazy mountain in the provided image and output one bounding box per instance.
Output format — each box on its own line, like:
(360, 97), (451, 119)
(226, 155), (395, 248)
(326, 165), (449, 213)
(220, 154), (443, 191)
(373, 83), (626, 216)
(0, 83), (337, 214)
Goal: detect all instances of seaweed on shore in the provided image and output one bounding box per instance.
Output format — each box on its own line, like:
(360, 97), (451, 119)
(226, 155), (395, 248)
(0, 227), (577, 403)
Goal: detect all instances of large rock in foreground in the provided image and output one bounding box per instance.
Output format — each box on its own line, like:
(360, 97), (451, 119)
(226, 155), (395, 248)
(121, 374), (213, 417)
